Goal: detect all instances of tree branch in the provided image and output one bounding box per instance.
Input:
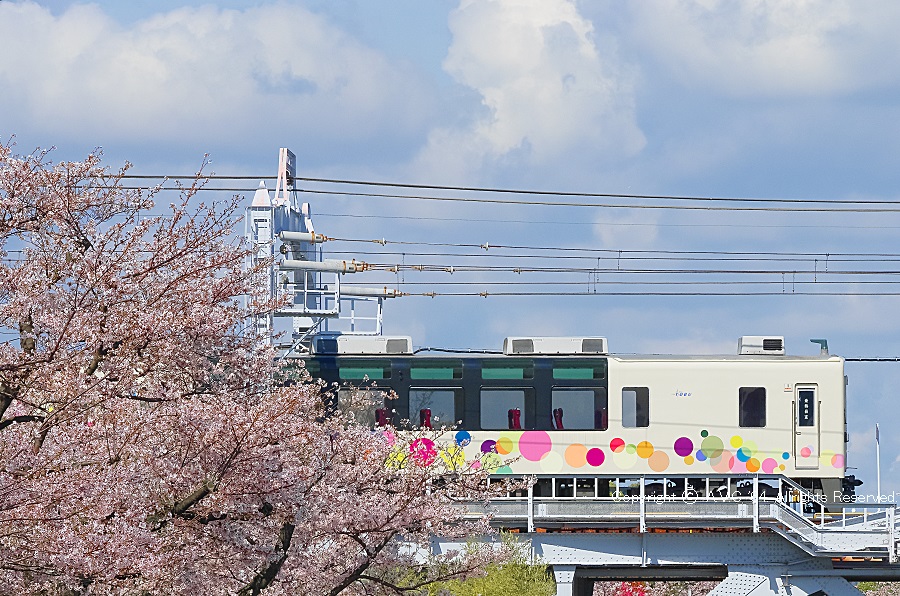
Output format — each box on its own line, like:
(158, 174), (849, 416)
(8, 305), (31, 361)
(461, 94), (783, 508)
(327, 532), (396, 596)
(0, 415), (43, 432)
(237, 521), (295, 596)
(172, 481), (213, 517)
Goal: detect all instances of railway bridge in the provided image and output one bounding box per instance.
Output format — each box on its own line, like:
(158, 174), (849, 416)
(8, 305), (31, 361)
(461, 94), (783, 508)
(435, 475), (900, 596)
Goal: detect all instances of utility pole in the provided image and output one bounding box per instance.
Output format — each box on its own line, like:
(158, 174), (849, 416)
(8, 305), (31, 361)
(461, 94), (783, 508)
(876, 422), (882, 501)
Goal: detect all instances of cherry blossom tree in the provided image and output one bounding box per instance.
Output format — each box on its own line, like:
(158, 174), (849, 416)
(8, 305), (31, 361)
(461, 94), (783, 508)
(0, 141), (510, 595)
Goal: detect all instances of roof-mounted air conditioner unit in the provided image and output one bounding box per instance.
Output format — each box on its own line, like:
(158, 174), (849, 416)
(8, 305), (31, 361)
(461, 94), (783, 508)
(738, 336), (785, 356)
(502, 337), (608, 355)
(312, 335), (412, 355)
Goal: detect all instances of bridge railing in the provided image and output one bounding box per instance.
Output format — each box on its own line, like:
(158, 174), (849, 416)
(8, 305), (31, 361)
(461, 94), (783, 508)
(452, 474), (898, 562)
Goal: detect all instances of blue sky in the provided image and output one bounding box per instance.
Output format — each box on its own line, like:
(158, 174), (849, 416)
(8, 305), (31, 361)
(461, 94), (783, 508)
(3, 0), (900, 496)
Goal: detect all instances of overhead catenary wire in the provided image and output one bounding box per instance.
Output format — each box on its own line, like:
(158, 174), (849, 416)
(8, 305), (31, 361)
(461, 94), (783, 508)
(116, 173), (900, 207)
(315, 211), (900, 231)
(325, 238), (900, 260)
(322, 248), (900, 262)
(363, 263), (900, 275)
(101, 183), (900, 213)
(362, 279), (900, 286)
(403, 290), (900, 296)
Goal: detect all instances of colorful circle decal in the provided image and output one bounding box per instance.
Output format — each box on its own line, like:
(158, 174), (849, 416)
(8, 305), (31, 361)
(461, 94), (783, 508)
(710, 449), (734, 473)
(612, 447), (638, 469)
(539, 450), (564, 473)
(648, 450), (669, 473)
(636, 441), (654, 459)
(498, 431), (521, 453)
(454, 430), (471, 447)
(586, 448), (605, 467)
(495, 437), (514, 455)
(761, 458), (779, 474)
(674, 437), (693, 457)
(565, 443), (588, 468)
(440, 446), (465, 468)
(701, 435), (724, 459)
(467, 427), (811, 476)
(519, 431), (552, 462)
(831, 454), (845, 468)
(482, 452), (502, 471)
(409, 438), (437, 466)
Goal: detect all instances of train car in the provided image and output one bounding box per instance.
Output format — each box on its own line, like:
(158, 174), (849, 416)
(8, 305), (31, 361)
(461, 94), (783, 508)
(298, 334), (849, 500)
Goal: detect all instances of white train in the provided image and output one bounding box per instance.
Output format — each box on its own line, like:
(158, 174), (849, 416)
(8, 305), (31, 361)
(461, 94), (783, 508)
(302, 335), (850, 500)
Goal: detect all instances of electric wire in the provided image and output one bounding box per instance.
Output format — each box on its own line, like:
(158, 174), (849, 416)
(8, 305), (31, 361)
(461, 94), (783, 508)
(117, 174), (900, 207)
(399, 290), (900, 296)
(362, 264), (900, 275)
(322, 249), (900, 265)
(102, 183), (900, 213)
(315, 212), (900, 231)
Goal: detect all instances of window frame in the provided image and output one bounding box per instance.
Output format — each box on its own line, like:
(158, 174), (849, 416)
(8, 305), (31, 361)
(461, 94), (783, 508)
(408, 387), (464, 429)
(479, 387), (534, 430)
(739, 386), (767, 428)
(551, 387), (609, 430)
(622, 386), (650, 428)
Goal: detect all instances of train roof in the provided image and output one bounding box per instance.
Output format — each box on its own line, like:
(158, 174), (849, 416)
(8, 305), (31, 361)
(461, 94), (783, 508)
(298, 334), (842, 362)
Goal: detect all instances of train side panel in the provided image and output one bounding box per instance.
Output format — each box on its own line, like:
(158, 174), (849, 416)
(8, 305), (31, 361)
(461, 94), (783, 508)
(452, 356), (845, 479)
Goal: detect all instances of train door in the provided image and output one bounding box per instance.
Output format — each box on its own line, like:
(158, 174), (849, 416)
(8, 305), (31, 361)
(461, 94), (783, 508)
(794, 385), (819, 469)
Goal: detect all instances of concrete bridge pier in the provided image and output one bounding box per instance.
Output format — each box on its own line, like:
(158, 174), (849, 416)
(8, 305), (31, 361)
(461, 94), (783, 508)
(551, 565), (594, 596)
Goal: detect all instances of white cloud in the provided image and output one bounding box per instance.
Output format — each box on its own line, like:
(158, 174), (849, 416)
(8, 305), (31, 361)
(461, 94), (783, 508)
(0, 2), (433, 149)
(412, 0), (645, 181)
(625, 0), (900, 97)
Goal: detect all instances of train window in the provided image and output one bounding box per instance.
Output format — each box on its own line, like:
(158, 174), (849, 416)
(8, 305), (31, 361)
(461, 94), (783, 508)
(555, 478), (574, 498)
(337, 388), (387, 426)
(551, 388), (608, 430)
(480, 389), (526, 429)
(622, 387), (650, 428)
(482, 360), (534, 380)
(798, 389), (815, 427)
(553, 360), (607, 380)
(576, 478), (596, 498)
(338, 360), (391, 381)
(532, 478), (553, 497)
(300, 359), (320, 375)
(739, 387), (766, 427)
(410, 389), (459, 428)
(410, 360), (463, 380)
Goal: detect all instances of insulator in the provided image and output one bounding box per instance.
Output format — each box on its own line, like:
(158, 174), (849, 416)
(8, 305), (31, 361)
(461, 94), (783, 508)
(279, 259), (368, 273)
(279, 231), (327, 244)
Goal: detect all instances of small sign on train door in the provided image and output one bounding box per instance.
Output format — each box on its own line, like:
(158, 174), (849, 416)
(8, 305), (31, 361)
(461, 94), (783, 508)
(794, 385), (820, 469)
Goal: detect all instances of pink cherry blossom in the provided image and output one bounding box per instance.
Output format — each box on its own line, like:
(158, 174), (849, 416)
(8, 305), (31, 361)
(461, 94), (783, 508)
(0, 141), (514, 595)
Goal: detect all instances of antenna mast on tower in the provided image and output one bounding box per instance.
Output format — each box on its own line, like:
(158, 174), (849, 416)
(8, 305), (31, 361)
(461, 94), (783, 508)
(246, 148), (401, 355)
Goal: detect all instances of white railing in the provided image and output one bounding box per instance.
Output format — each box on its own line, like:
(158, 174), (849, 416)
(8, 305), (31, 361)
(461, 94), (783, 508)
(457, 475), (899, 563)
